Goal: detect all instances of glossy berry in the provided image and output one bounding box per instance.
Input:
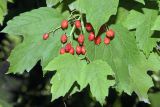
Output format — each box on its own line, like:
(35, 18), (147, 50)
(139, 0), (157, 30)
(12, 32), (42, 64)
(94, 36), (101, 45)
(88, 32), (95, 41)
(85, 23), (92, 32)
(78, 34), (85, 44)
(61, 34), (67, 43)
(61, 20), (68, 29)
(76, 45), (82, 55)
(104, 37), (110, 45)
(69, 47), (74, 55)
(106, 29), (115, 38)
(65, 43), (72, 52)
(60, 48), (65, 54)
(43, 33), (49, 40)
(75, 20), (81, 28)
(81, 46), (86, 55)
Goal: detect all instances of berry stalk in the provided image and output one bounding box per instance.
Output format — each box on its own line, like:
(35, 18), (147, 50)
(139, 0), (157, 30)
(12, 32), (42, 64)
(68, 16), (81, 43)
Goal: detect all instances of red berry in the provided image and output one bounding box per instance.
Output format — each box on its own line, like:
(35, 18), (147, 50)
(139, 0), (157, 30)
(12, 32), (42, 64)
(104, 37), (110, 45)
(43, 33), (49, 40)
(88, 32), (95, 41)
(76, 45), (82, 55)
(85, 23), (92, 32)
(69, 47), (74, 55)
(75, 20), (81, 28)
(81, 46), (86, 55)
(65, 43), (72, 52)
(94, 36), (101, 45)
(60, 48), (65, 54)
(78, 34), (85, 44)
(61, 34), (67, 43)
(106, 29), (115, 38)
(61, 20), (68, 29)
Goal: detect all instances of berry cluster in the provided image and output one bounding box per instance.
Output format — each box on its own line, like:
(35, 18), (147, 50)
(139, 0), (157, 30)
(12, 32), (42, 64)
(42, 17), (115, 56)
(59, 19), (86, 55)
(87, 26), (115, 45)
(104, 29), (115, 45)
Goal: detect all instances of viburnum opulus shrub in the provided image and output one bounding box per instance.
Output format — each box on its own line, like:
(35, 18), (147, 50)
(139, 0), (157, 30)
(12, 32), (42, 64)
(1, 0), (160, 105)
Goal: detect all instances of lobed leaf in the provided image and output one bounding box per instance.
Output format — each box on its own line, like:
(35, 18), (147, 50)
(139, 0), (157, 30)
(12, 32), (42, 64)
(0, 0), (7, 24)
(46, 0), (63, 7)
(44, 54), (85, 101)
(152, 15), (160, 31)
(135, 0), (145, 4)
(2, 7), (70, 74)
(79, 60), (115, 105)
(85, 24), (153, 103)
(70, 0), (119, 34)
(124, 9), (158, 57)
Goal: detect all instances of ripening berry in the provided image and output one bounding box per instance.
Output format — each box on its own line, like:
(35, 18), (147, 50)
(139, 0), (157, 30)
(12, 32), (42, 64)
(43, 33), (49, 40)
(61, 34), (67, 43)
(85, 23), (92, 32)
(61, 20), (68, 29)
(106, 29), (115, 38)
(65, 43), (72, 52)
(104, 37), (110, 45)
(60, 48), (65, 54)
(78, 34), (85, 44)
(75, 20), (81, 28)
(94, 36), (101, 45)
(76, 45), (82, 55)
(81, 46), (86, 55)
(69, 47), (74, 55)
(88, 32), (95, 41)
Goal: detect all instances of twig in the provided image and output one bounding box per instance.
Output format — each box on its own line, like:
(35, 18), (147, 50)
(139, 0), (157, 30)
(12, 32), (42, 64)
(63, 101), (67, 107)
(68, 16), (81, 43)
(48, 26), (61, 34)
(85, 56), (91, 64)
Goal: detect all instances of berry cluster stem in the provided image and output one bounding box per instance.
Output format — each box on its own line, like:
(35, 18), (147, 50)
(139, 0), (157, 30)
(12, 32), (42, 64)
(69, 16), (81, 43)
(48, 26), (61, 34)
(85, 56), (91, 64)
(68, 10), (81, 21)
(81, 15), (85, 34)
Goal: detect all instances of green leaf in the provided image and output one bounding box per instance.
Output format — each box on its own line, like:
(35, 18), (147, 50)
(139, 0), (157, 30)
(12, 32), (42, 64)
(7, 32), (62, 74)
(0, 99), (12, 107)
(2, 7), (70, 74)
(46, 0), (63, 7)
(135, 9), (158, 57)
(70, 0), (119, 34)
(149, 92), (160, 107)
(45, 56), (115, 104)
(7, 0), (14, 3)
(124, 9), (158, 57)
(79, 60), (115, 105)
(147, 52), (160, 72)
(116, 7), (129, 24)
(2, 7), (66, 36)
(44, 54), (85, 101)
(123, 10), (145, 30)
(128, 65), (153, 103)
(158, 1), (160, 11)
(0, 0), (7, 24)
(85, 24), (153, 103)
(152, 15), (160, 31)
(135, 0), (145, 4)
